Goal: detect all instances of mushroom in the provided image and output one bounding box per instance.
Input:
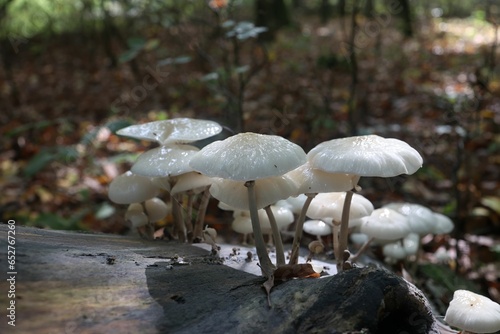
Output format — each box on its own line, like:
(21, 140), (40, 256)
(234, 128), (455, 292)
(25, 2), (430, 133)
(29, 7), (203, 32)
(305, 192), (373, 265)
(383, 202), (434, 236)
(307, 134), (423, 270)
(285, 162), (357, 265)
(130, 144), (204, 242)
(307, 240), (325, 262)
(350, 208), (411, 263)
(444, 289), (500, 333)
(116, 118), (223, 145)
(189, 132), (306, 277)
(303, 219), (333, 240)
(108, 171), (159, 204)
(432, 212), (454, 234)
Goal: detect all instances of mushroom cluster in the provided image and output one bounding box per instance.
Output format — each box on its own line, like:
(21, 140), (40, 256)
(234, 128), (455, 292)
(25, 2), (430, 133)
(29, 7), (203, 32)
(108, 118), (438, 278)
(108, 118), (223, 242)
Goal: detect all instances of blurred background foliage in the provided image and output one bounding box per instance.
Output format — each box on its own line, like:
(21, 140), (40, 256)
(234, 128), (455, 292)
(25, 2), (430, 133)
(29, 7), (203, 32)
(0, 0), (499, 303)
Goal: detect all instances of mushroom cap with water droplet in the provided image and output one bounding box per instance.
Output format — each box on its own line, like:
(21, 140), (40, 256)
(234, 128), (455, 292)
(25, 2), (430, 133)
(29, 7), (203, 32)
(307, 135), (423, 177)
(116, 118), (223, 145)
(131, 145), (199, 177)
(189, 132), (307, 181)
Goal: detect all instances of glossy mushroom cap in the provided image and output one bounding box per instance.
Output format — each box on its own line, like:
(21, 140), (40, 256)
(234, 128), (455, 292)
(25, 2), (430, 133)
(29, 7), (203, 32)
(444, 289), (500, 333)
(131, 145), (199, 177)
(108, 171), (158, 204)
(303, 220), (332, 236)
(307, 192), (374, 224)
(307, 135), (423, 177)
(432, 212), (454, 234)
(360, 208), (411, 241)
(383, 202), (434, 235)
(144, 197), (170, 222)
(116, 118), (223, 145)
(258, 206), (294, 231)
(189, 132), (307, 181)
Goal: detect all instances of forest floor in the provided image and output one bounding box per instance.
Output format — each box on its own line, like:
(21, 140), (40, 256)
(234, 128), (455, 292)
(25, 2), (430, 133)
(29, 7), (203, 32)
(0, 13), (499, 309)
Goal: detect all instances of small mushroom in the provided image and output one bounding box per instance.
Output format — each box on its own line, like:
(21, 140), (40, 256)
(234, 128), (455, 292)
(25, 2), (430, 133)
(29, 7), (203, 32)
(108, 171), (158, 204)
(307, 240), (325, 262)
(444, 289), (500, 333)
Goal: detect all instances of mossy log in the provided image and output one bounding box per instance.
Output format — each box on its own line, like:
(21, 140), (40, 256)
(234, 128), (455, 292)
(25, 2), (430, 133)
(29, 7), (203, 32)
(0, 225), (440, 334)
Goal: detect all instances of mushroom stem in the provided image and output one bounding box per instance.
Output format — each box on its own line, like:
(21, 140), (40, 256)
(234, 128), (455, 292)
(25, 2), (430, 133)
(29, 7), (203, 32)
(193, 186), (211, 241)
(245, 180), (275, 277)
(185, 192), (194, 242)
(332, 222), (340, 264)
(337, 190), (354, 271)
(349, 237), (374, 263)
(289, 193), (316, 265)
(264, 205), (286, 266)
(172, 194), (186, 243)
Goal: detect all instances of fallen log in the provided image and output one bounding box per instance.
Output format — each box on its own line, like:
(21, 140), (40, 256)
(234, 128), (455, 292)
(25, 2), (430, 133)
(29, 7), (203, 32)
(0, 225), (440, 333)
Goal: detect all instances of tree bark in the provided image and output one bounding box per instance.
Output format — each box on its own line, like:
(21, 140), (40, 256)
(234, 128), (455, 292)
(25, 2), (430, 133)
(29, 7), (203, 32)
(0, 225), (441, 333)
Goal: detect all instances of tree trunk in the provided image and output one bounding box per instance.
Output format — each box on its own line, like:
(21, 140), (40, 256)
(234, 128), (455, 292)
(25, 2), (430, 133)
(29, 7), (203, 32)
(399, 0), (413, 37)
(255, 0), (290, 41)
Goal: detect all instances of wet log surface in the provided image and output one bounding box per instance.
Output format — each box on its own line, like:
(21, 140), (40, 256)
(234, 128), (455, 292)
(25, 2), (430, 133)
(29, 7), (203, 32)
(0, 225), (440, 334)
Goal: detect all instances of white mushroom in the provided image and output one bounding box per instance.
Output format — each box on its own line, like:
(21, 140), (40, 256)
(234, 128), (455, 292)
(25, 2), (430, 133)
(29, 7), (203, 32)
(360, 208), (411, 241)
(444, 289), (500, 333)
(108, 171), (158, 204)
(383, 202), (434, 236)
(189, 132), (307, 276)
(307, 134), (423, 270)
(131, 145), (199, 178)
(432, 212), (454, 234)
(303, 220), (332, 237)
(116, 118), (223, 145)
(144, 197), (170, 222)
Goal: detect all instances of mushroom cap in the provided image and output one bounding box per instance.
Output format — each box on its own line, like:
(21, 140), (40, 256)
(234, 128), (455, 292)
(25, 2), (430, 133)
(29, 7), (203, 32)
(108, 171), (158, 204)
(383, 202), (435, 235)
(383, 242), (407, 260)
(444, 289), (500, 333)
(360, 208), (411, 240)
(403, 232), (420, 255)
(258, 206), (294, 230)
(116, 118), (223, 145)
(170, 172), (213, 195)
(231, 215), (253, 234)
(144, 197), (170, 222)
(307, 135), (423, 177)
(125, 210), (149, 228)
(131, 145), (199, 177)
(432, 212), (454, 234)
(306, 192), (374, 223)
(303, 220), (333, 236)
(279, 194), (309, 215)
(209, 175), (298, 210)
(285, 161), (356, 194)
(189, 132), (307, 181)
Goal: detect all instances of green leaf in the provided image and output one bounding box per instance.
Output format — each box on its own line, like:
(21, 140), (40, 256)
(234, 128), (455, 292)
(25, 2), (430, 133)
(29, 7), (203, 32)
(23, 148), (59, 177)
(119, 49), (140, 63)
(127, 37), (146, 50)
